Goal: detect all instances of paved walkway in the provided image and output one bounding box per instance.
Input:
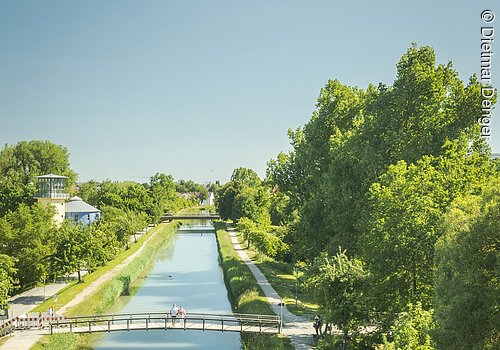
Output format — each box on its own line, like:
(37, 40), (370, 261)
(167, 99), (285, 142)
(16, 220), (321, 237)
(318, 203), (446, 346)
(1, 225), (158, 350)
(225, 224), (316, 350)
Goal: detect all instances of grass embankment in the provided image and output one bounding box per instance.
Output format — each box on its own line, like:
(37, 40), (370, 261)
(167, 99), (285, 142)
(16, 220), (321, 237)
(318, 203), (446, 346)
(235, 233), (318, 316)
(214, 221), (293, 350)
(31, 221), (179, 350)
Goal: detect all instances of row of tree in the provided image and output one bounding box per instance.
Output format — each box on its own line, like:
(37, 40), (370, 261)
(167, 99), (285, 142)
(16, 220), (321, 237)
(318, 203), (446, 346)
(216, 45), (499, 349)
(0, 140), (206, 305)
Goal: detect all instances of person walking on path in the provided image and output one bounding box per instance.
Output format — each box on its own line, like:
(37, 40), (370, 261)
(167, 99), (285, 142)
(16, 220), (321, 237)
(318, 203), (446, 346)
(170, 304), (179, 326)
(314, 315), (323, 337)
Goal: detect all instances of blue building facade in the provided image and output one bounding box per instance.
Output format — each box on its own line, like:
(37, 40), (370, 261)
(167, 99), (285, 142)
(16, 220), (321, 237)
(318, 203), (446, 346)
(65, 196), (100, 225)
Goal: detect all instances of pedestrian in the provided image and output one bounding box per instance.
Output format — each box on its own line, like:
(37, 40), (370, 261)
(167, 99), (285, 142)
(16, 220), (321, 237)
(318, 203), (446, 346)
(178, 306), (186, 326)
(170, 304), (179, 326)
(316, 315), (323, 336)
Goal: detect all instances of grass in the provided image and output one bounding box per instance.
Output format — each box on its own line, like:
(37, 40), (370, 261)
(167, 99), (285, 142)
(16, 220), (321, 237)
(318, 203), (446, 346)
(214, 221), (293, 350)
(30, 220), (180, 350)
(234, 230), (318, 316)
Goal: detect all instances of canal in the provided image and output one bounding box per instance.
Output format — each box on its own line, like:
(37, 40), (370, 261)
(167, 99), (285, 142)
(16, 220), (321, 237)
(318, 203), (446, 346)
(94, 221), (241, 349)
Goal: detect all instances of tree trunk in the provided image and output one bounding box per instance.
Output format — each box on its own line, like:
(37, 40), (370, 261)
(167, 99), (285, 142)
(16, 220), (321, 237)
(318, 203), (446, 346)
(342, 328), (348, 350)
(412, 268), (417, 297)
(78, 269), (81, 283)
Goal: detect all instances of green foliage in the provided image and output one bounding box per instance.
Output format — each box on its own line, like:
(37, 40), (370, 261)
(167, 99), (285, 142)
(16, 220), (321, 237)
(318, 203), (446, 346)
(379, 302), (435, 350)
(79, 173), (186, 224)
(267, 45), (492, 262)
(214, 222), (289, 350)
(231, 167), (262, 188)
(0, 141), (77, 217)
(0, 203), (55, 288)
(360, 137), (495, 319)
(306, 248), (369, 346)
(216, 181), (243, 221)
(0, 254), (17, 304)
(175, 179), (209, 202)
(217, 169), (271, 225)
(433, 179), (500, 350)
(49, 222), (87, 282)
(33, 333), (78, 350)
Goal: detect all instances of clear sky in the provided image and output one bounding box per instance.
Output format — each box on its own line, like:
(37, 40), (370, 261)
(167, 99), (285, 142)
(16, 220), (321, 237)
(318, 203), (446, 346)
(1, 0), (498, 183)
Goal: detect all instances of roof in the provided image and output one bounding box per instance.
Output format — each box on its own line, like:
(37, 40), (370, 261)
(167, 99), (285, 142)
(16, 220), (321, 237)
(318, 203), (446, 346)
(65, 196), (100, 213)
(37, 174), (68, 179)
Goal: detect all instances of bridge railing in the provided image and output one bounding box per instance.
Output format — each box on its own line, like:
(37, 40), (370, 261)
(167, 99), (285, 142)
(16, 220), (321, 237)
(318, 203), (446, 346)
(50, 312), (281, 335)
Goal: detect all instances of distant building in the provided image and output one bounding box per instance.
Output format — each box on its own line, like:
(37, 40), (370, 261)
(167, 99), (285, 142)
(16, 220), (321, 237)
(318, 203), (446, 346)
(35, 174), (70, 227)
(35, 174), (100, 227)
(202, 192), (215, 206)
(65, 196), (101, 226)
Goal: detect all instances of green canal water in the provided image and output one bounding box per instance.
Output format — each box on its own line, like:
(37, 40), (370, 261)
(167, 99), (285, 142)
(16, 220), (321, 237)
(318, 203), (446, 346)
(94, 221), (241, 349)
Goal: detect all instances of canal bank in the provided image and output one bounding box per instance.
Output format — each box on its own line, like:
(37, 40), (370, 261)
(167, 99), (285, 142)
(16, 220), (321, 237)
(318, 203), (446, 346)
(94, 221), (241, 349)
(26, 221), (180, 350)
(214, 221), (293, 350)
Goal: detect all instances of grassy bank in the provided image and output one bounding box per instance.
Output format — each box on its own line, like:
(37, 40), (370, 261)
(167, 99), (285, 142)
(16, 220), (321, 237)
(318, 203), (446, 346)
(214, 221), (292, 350)
(31, 221), (179, 350)
(234, 232), (318, 316)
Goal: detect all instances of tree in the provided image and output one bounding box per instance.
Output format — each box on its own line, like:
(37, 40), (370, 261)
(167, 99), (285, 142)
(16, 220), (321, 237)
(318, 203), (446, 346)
(268, 45), (491, 263)
(360, 137), (495, 322)
(216, 181), (243, 221)
(306, 248), (369, 349)
(380, 302), (435, 350)
(49, 222), (86, 282)
(0, 254), (17, 304)
(230, 167), (262, 188)
(0, 140), (77, 217)
(433, 178), (500, 350)
(0, 203), (55, 288)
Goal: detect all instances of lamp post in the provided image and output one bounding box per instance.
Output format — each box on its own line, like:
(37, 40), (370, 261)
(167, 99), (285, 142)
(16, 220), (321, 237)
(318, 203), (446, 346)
(54, 294), (58, 315)
(280, 298), (284, 332)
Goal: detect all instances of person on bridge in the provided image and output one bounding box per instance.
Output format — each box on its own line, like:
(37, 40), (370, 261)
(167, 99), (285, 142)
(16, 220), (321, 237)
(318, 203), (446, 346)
(170, 304), (179, 326)
(178, 306), (186, 326)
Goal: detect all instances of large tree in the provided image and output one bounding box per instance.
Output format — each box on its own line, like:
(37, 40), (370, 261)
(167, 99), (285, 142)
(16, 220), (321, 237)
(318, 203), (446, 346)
(0, 140), (77, 217)
(433, 178), (500, 350)
(360, 136), (494, 319)
(267, 45), (491, 262)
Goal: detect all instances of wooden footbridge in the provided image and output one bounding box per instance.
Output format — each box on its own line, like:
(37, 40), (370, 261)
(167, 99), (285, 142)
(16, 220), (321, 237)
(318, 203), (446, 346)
(47, 312), (281, 335)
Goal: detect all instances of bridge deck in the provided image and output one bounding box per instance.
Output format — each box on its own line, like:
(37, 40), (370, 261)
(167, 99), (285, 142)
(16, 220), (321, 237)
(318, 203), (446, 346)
(159, 214), (220, 222)
(49, 312), (281, 335)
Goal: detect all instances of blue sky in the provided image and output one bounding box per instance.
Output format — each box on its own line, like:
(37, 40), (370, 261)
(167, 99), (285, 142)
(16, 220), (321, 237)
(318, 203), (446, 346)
(1, 1), (498, 183)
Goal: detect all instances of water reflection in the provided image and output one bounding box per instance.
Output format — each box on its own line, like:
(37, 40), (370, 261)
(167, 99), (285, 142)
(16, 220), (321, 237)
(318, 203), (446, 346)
(95, 221), (241, 349)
